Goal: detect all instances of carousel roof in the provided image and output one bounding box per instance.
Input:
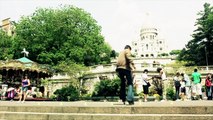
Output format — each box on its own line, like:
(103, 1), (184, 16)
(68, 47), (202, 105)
(0, 57), (53, 76)
(17, 57), (33, 63)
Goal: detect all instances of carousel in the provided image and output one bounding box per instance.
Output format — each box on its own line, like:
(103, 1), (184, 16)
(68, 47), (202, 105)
(0, 49), (53, 92)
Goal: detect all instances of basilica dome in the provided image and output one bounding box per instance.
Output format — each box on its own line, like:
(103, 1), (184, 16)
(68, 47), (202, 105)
(140, 13), (158, 35)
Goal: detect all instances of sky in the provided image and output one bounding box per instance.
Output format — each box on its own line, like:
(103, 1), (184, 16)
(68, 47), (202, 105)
(0, 0), (212, 52)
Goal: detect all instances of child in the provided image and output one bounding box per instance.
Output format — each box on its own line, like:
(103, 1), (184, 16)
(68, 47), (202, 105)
(15, 85), (21, 99)
(179, 79), (186, 101)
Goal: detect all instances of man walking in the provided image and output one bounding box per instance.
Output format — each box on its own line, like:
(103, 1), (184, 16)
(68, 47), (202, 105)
(116, 45), (135, 105)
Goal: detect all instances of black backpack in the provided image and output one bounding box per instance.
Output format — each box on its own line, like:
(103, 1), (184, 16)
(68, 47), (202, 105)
(175, 80), (181, 87)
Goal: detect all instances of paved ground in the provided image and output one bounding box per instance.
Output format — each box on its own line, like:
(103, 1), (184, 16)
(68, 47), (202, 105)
(0, 100), (213, 107)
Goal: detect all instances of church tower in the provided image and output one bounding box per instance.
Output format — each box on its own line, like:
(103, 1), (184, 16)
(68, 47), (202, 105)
(132, 14), (168, 58)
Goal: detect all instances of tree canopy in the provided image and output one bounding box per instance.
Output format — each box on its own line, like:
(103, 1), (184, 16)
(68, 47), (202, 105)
(178, 3), (213, 66)
(0, 30), (14, 60)
(13, 5), (111, 66)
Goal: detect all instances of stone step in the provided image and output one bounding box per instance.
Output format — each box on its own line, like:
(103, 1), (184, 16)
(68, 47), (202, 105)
(0, 101), (212, 120)
(1, 106), (213, 114)
(0, 112), (213, 120)
(0, 101), (213, 114)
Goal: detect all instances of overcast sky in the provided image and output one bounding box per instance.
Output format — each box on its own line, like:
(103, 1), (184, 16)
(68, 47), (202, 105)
(0, 0), (211, 52)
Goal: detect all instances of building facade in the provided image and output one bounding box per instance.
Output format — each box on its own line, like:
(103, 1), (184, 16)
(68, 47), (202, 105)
(132, 16), (168, 58)
(0, 18), (15, 36)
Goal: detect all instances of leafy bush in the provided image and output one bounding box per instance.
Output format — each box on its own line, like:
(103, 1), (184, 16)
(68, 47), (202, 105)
(166, 86), (175, 100)
(92, 78), (120, 98)
(54, 85), (79, 101)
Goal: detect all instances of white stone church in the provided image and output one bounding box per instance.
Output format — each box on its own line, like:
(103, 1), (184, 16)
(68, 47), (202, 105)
(132, 15), (168, 58)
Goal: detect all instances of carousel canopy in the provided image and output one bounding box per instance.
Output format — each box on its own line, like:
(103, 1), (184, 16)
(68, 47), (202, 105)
(17, 57), (33, 63)
(0, 57), (53, 76)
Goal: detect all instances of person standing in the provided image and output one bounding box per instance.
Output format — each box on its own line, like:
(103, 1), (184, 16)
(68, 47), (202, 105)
(141, 69), (151, 102)
(191, 69), (202, 100)
(181, 73), (191, 101)
(179, 78), (186, 101)
(211, 74), (213, 100)
(116, 45), (135, 105)
(205, 73), (212, 100)
(19, 76), (30, 103)
(174, 72), (181, 101)
(156, 67), (167, 101)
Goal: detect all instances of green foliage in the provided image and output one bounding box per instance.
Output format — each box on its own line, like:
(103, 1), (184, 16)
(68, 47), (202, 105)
(0, 30), (14, 60)
(178, 3), (213, 66)
(92, 78), (120, 98)
(13, 5), (111, 66)
(53, 85), (79, 101)
(169, 50), (181, 55)
(158, 53), (169, 57)
(53, 61), (88, 91)
(110, 50), (117, 58)
(55, 61), (87, 77)
(166, 86), (175, 100)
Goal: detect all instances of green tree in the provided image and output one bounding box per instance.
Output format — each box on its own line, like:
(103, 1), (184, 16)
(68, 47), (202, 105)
(110, 50), (117, 58)
(0, 30), (14, 60)
(169, 50), (181, 55)
(55, 61), (88, 86)
(14, 5), (111, 66)
(178, 3), (213, 65)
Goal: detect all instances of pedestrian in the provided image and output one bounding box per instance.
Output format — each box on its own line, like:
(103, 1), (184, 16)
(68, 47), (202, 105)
(181, 72), (191, 101)
(141, 69), (151, 102)
(157, 67), (167, 101)
(18, 75), (31, 103)
(191, 69), (202, 100)
(211, 74), (213, 100)
(152, 76), (163, 97)
(116, 45), (136, 105)
(205, 73), (212, 100)
(174, 72), (181, 101)
(179, 78), (186, 101)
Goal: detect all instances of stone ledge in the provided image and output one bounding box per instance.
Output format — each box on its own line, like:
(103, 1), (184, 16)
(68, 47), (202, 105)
(0, 112), (213, 120)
